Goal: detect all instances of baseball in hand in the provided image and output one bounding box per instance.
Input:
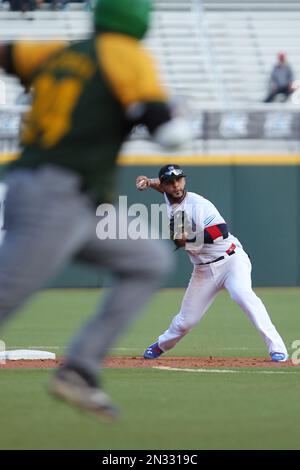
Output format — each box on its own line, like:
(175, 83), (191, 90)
(137, 179), (148, 190)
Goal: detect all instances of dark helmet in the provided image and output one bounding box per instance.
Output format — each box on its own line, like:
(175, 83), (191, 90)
(94, 0), (152, 40)
(158, 164), (186, 182)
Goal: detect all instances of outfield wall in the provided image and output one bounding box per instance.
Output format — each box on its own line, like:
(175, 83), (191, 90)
(45, 160), (300, 288)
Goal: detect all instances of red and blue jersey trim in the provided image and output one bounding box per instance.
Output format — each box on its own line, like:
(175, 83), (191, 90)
(204, 223), (229, 244)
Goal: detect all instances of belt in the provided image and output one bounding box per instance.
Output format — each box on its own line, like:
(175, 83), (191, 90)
(198, 250), (235, 266)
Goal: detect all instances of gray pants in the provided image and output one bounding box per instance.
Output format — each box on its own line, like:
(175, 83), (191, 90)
(0, 166), (172, 376)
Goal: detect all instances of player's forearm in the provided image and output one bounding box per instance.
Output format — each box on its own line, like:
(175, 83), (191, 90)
(148, 178), (163, 193)
(0, 43), (13, 74)
(136, 176), (164, 193)
(128, 101), (193, 149)
(0, 44), (5, 70)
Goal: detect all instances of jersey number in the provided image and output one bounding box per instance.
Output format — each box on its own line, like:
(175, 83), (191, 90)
(22, 74), (83, 148)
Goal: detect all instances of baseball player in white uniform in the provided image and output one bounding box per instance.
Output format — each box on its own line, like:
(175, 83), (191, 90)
(136, 164), (288, 362)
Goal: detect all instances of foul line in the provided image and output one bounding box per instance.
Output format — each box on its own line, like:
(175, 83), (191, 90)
(154, 366), (299, 375)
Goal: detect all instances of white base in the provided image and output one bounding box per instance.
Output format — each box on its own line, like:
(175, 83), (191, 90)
(0, 349), (56, 361)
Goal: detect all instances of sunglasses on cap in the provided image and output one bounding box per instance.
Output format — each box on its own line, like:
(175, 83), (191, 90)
(160, 168), (186, 181)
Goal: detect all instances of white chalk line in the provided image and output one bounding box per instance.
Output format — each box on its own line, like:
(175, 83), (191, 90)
(153, 366), (299, 375)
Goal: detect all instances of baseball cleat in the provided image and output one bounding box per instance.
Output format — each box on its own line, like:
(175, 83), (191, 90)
(49, 366), (119, 422)
(270, 352), (288, 362)
(143, 342), (164, 359)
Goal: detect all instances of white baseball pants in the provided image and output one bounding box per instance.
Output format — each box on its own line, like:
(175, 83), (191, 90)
(158, 249), (287, 355)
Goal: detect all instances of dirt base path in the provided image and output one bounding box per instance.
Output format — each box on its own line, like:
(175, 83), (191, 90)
(0, 356), (297, 369)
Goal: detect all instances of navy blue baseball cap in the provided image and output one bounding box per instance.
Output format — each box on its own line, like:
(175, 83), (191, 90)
(158, 164), (186, 182)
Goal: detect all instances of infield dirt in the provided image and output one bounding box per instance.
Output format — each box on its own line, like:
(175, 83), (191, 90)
(0, 356), (297, 369)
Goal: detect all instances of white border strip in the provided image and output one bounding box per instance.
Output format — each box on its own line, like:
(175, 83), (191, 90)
(154, 366), (299, 375)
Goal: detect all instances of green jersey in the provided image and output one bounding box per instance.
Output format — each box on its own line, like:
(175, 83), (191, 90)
(7, 33), (168, 204)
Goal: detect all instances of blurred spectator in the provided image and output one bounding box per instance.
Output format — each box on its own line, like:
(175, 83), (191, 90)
(4, 0), (89, 10)
(8, 0), (37, 11)
(42, 0), (63, 10)
(43, 0), (86, 10)
(264, 52), (294, 103)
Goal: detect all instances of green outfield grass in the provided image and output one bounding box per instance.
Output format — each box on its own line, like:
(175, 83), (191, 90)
(0, 288), (300, 449)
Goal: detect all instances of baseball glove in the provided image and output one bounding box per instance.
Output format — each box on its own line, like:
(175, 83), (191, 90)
(169, 211), (196, 249)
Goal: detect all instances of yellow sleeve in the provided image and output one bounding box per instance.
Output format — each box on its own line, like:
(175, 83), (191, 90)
(96, 33), (168, 108)
(12, 41), (67, 81)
